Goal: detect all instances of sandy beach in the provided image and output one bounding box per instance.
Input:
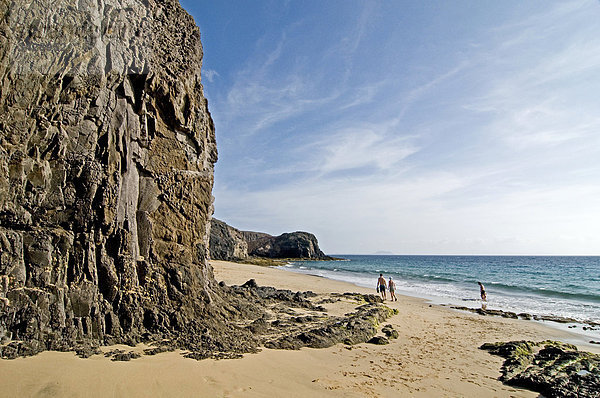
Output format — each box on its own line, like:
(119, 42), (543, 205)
(0, 260), (597, 397)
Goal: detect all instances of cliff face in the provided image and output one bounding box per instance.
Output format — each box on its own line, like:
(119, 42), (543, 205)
(247, 232), (329, 259)
(209, 219), (248, 261)
(0, 0), (221, 355)
(241, 230), (273, 256)
(209, 219), (329, 261)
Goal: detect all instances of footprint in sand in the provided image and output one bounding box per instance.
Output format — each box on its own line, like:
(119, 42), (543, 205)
(34, 383), (62, 397)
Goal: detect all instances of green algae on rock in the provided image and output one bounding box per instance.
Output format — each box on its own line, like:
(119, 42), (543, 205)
(481, 340), (600, 398)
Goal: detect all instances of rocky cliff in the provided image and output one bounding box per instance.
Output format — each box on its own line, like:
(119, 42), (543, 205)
(0, 0), (238, 357)
(209, 219), (248, 261)
(209, 219), (329, 261)
(246, 231), (329, 259)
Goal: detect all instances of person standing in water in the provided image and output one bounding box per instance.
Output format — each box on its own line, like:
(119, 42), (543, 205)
(377, 274), (387, 300)
(478, 282), (487, 301)
(388, 277), (397, 301)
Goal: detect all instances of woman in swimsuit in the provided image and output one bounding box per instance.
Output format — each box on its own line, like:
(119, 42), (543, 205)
(478, 282), (487, 301)
(388, 277), (397, 301)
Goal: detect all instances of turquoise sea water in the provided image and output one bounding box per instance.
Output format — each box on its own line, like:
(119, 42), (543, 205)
(282, 255), (600, 337)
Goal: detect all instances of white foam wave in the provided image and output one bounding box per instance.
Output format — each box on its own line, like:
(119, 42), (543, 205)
(278, 265), (600, 328)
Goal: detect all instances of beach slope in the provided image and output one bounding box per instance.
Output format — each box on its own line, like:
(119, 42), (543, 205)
(1, 260), (596, 397)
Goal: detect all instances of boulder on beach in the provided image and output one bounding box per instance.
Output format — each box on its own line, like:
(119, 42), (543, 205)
(481, 340), (600, 398)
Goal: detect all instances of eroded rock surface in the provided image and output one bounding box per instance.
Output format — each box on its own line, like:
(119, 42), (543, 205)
(244, 230), (330, 259)
(0, 0), (226, 357)
(223, 283), (397, 351)
(0, 0), (394, 360)
(209, 218), (248, 261)
(451, 306), (600, 328)
(481, 340), (600, 398)
(210, 218), (332, 261)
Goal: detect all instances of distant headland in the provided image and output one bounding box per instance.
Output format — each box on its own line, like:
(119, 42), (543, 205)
(209, 218), (334, 264)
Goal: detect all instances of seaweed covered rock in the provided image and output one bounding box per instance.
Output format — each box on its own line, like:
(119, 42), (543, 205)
(481, 340), (600, 398)
(382, 324), (399, 339)
(367, 336), (389, 345)
(263, 300), (397, 350)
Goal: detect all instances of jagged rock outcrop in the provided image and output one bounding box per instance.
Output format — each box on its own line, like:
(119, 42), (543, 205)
(209, 219), (330, 261)
(0, 0), (238, 357)
(481, 340), (600, 398)
(246, 231), (329, 259)
(209, 218), (248, 261)
(224, 285), (396, 351)
(241, 230), (273, 248)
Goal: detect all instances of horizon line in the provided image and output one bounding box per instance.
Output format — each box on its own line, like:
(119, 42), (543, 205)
(327, 253), (600, 257)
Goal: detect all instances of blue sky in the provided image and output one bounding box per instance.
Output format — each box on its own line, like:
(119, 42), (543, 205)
(180, 0), (600, 255)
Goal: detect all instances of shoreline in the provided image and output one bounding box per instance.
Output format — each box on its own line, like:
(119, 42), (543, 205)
(222, 261), (600, 353)
(0, 259), (598, 397)
(278, 260), (600, 345)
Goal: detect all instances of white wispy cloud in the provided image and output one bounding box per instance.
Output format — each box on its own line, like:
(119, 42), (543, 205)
(397, 61), (471, 120)
(462, 1), (600, 153)
(209, 0), (600, 254)
(308, 123), (419, 176)
(215, 2), (389, 138)
(203, 68), (220, 83)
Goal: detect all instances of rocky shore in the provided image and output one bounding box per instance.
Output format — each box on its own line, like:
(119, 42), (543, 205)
(450, 305), (600, 332)
(481, 340), (600, 398)
(0, 279), (397, 360)
(1, 260), (599, 397)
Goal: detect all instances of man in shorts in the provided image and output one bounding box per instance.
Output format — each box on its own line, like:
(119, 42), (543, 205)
(377, 274), (387, 300)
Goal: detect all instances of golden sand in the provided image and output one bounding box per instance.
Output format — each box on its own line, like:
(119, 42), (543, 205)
(0, 260), (596, 397)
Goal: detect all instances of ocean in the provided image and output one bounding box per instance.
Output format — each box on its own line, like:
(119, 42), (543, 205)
(281, 255), (600, 339)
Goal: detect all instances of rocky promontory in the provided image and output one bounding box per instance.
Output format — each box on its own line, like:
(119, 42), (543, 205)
(209, 218), (331, 261)
(245, 231), (329, 259)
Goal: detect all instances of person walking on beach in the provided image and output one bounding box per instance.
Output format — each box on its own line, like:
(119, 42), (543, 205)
(377, 274), (387, 300)
(478, 282), (487, 301)
(388, 277), (397, 301)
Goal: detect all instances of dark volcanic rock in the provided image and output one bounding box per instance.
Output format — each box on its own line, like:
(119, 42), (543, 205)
(368, 336), (390, 345)
(382, 324), (399, 339)
(264, 301), (397, 350)
(209, 219), (248, 261)
(210, 220), (330, 261)
(0, 0), (266, 358)
(451, 306), (600, 329)
(246, 231), (330, 259)
(481, 340), (600, 398)
(143, 345), (175, 356)
(105, 349), (142, 361)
